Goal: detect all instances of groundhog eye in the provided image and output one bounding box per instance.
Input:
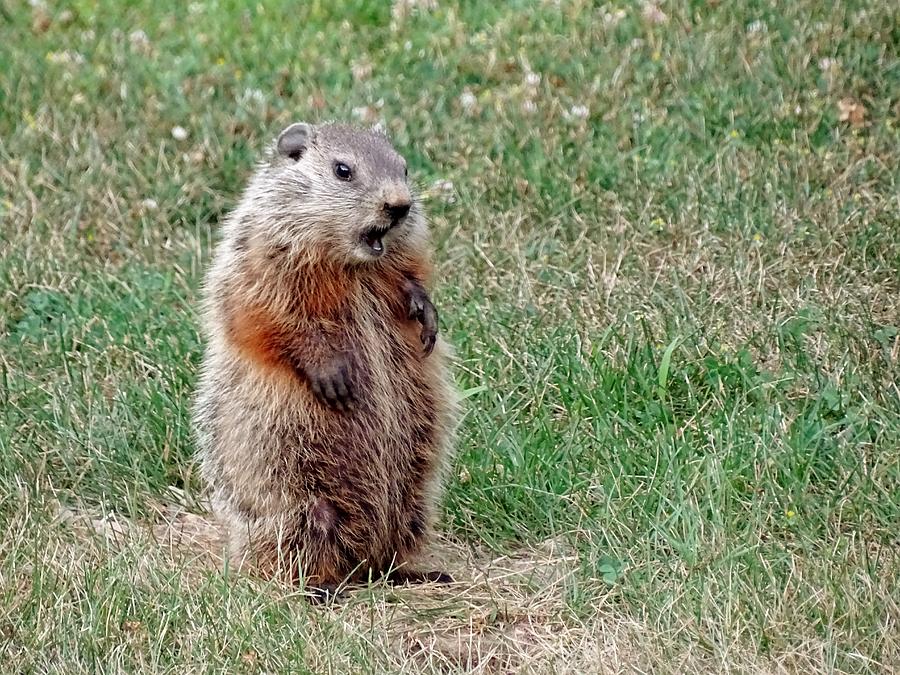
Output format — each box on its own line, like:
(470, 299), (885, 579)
(334, 162), (353, 181)
(404, 166), (408, 178)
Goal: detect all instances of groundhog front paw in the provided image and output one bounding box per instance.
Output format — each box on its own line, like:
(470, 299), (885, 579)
(305, 357), (356, 411)
(407, 288), (438, 356)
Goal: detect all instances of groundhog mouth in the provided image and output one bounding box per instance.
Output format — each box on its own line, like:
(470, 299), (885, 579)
(361, 225), (392, 256)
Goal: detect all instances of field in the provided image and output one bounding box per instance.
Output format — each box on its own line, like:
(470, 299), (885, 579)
(1, 0), (898, 672)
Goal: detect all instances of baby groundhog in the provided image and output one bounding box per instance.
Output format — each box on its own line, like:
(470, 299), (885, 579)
(193, 122), (458, 598)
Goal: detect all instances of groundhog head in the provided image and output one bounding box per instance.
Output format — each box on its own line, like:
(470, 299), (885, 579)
(267, 121), (426, 263)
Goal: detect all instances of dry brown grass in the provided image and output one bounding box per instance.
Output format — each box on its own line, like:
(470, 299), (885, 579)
(15, 498), (879, 674)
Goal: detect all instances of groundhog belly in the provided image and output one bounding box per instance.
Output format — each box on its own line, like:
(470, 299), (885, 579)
(303, 299), (443, 569)
(213, 301), (447, 576)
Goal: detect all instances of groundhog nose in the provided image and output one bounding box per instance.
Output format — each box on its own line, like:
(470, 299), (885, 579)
(384, 202), (410, 221)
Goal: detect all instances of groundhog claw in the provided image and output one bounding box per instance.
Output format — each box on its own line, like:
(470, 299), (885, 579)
(407, 291), (438, 356)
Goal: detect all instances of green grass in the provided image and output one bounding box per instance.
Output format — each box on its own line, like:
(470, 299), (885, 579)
(1, 0), (898, 672)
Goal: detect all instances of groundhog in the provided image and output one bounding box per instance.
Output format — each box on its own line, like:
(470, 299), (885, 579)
(193, 122), (458, 599)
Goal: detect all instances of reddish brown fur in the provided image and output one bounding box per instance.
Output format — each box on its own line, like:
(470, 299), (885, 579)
(221, 252), (358, 372)
(224, 303), (292, 374)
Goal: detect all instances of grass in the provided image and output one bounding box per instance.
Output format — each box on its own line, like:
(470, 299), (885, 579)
(1, 0), (898, 672)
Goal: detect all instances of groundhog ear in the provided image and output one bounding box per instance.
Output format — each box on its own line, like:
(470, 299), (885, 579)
(277, 123), (313, 161)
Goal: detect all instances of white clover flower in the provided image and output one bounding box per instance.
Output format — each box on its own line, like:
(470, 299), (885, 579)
(171, 126), (189, 141)
(351, 106), (376, 123)
(569, 104), (589, 120)
(392, 0), (438, 21)
(351, 61), (373, 82)
(459, 90), (477, 112)
(747, 20), (767, 34)
(431, 179), (456, 203)
(239, 88), (266, 107)
(522, 100), (537, 115)
(46, 50), (85, 65)
(641, 2), (668, 25)
(603, 9), (626, 27)
(129, 30), (150, 51)
(524, 71), (541, 88)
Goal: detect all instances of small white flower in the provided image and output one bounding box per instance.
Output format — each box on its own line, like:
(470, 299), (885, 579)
(404, 40), (413, 51)
(603, 9), (626, 27)
(46, 50), (85, 65)
(818, 57), (837, 72)
(641, 2), (668, 25)
(459, 90), (477, 112)
(747, 20), (767, 34)
(569, 104), (589, 120)
(239, 88), (266, 107)
(171, 126), (189, 141)
(392, 0), (437, 21)
(141, 198), (159, 211)
(351, 61), (373, 82)
(521, 99), (537, 115)
(351, 106), (376, 122)
(431, 179), (456, 203)
(524, 71), (541, 88)
(129, 30), (150, 50)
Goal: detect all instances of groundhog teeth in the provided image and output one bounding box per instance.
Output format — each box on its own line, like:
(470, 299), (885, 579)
(363, 228), (389, 253)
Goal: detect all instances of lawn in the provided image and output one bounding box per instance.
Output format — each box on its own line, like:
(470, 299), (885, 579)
(1, 0), (898, 672)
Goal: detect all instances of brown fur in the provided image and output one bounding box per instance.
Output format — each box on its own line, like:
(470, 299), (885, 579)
(193, 123), (457, 592)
